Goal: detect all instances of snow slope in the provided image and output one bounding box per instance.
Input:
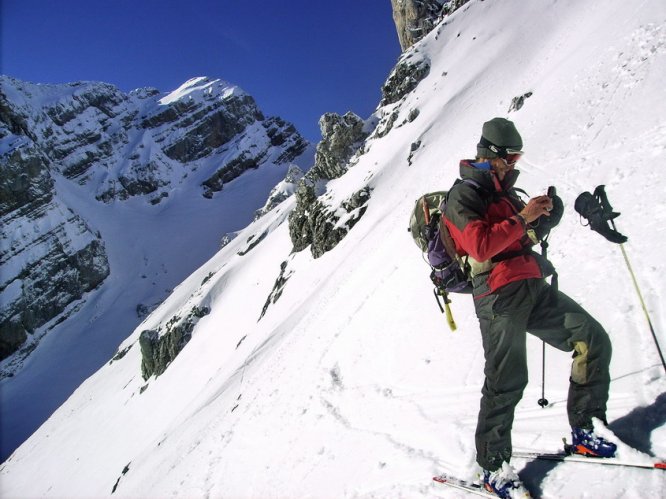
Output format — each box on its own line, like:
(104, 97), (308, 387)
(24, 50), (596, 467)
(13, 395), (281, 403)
(2, 0), (665, 497)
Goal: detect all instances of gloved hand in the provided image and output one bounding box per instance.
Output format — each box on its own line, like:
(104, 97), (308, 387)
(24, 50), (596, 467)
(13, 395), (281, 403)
(532, 194), (563, 240)
(574, 190), (628, 244)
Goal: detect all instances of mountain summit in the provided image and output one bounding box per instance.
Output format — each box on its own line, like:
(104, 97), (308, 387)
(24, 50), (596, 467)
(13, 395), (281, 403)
(0, 74), (311, 363)
(0, 74), (314, 458)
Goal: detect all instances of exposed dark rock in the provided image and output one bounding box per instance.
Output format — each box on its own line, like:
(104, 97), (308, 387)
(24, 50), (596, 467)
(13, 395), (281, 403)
(287, 179), (319, 253)
(286, 109), (372, 259)
(374, 109), (401, 139)
(390, 0), (445, 51)
(381, 56), (431, 106)
(309, 112), (368, 181)
(139, 99), (198, 129)
(259, 260), (293, 320)
(110, 345), (132, 364)
(509, 91), (534, 112)
(1, 103), (111, 360)
(0, 237), (110, 360)
(139, 305), (211, 380)
(264, 117), (295, 147)
(237, 230), (269, 256)
(0, 146), (53, 218)
(111, 462), (131, 494)
(390, 0), (471, 51)
(408, 140), (422, 165)
(162, 97), (260, 163)
(202, 152), (265, 198)
(288, 185), (371, 258)
(45, 82), (127, 127)
(2, 75), (309, 204)
(201, 272), (216, 286)
(201, 116), (308, 199)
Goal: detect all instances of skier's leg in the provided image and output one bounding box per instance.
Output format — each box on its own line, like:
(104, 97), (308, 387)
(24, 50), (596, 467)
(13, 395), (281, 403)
(474, 280), (532, 471)
(526, 280), (612, 428)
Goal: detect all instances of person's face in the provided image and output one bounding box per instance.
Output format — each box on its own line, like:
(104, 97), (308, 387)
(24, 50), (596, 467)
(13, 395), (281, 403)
(490, 154), (521, 181)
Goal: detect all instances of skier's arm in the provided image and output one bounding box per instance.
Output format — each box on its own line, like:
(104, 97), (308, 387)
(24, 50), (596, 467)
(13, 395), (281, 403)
(444, 185), (529, 262)
(519, 195), (553, 223)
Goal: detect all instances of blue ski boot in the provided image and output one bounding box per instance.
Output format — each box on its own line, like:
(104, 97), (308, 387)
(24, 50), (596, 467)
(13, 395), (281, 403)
(570, 427), (617, 458)
(482, 462), (531, 498)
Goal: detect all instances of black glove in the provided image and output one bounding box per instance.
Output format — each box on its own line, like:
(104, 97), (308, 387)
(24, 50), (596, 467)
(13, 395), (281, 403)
(574, 189), (628, 244)
(532, 194), (563, 240)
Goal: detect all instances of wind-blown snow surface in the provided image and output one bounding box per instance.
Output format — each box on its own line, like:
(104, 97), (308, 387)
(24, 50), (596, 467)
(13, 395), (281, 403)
(2, 0), (666, 497)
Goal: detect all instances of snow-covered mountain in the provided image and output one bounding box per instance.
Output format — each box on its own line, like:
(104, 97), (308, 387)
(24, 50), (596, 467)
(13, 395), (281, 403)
(0, 75), (313, 457)
(2, 0), (666, 497)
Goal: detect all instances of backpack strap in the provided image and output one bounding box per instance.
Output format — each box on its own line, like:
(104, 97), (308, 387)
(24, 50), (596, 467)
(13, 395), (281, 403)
(450, 177), (484, 195)
(491, 248), (531, 263)
(438, 215), (465, 267)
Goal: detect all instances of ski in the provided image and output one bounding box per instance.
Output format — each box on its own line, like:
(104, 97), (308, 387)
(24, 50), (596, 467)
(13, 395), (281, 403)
(432, 474), (495, 497)
(512, 449), (666, 470)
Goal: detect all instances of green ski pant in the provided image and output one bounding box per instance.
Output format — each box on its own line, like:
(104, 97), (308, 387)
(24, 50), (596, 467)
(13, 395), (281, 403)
(473, 278), (612, 471)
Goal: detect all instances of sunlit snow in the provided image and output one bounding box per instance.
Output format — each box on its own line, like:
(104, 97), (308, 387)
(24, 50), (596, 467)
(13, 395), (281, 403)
(1, 0), (665, 497)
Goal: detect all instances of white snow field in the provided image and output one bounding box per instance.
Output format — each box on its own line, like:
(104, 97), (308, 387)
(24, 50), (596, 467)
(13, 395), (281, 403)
(1, 0), (665, 497)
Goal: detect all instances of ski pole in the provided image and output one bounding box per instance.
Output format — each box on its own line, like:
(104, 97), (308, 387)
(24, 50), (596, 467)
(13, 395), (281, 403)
(538, 341), (548, 407)
(595, 186), (666, 373)
(615, 233), (666, 373)
(536, 204), (551, 407)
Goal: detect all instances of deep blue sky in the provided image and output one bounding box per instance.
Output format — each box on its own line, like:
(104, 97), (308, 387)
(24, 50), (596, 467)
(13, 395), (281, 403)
(1, 0), (401, 142)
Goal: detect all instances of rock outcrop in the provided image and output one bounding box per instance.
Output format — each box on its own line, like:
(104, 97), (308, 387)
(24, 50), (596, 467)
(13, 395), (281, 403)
(308, 112), (368, 180)
(381, 54), (431, 107)
(139, 306), (210, 380)
(287, 112), (371, 258)
(288, 182), (371, 258)
(390, 0), (444, 50)
(390, 0), (471, 50)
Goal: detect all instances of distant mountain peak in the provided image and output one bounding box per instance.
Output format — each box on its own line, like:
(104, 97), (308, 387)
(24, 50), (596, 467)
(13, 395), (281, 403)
(158, 76), (242, 105)
(0, 74), (313, 370)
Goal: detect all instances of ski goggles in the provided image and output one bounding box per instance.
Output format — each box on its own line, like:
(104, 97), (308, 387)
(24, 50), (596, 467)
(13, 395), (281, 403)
(504, 152), (523, 165)
(479, 136), (524, 163)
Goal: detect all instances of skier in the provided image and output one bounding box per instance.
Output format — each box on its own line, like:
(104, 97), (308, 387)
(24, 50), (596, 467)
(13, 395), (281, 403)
(442, 118), (616, 498)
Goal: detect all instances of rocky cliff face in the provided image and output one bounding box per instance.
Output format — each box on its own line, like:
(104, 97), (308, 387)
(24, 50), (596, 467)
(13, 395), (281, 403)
(0, 75), (310, 363)
(390, 0), (471, 50)
(287, 112), (371, 259)
(0, 123), (110, 359)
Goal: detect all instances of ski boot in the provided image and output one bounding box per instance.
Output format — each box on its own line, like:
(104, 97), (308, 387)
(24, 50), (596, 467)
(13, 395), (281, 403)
(482, 462), (531, 498)
(569, 427), (617, 458)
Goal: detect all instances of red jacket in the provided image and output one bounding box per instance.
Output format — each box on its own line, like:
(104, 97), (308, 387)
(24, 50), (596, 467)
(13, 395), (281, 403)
(443, 160), (543, 296)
